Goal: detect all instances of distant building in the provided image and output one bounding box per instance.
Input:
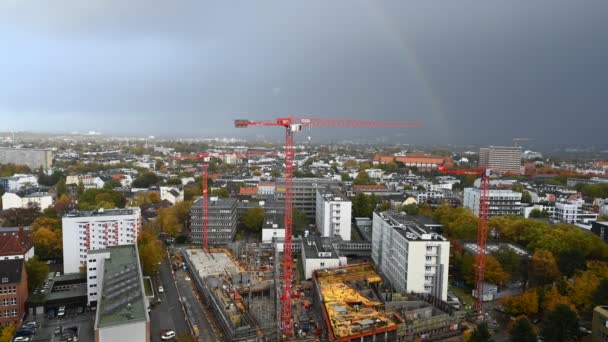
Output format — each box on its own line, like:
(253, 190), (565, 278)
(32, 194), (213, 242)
(92, 245), (150, 342)
(159, 186), (183, 204)
(479, 146), (522, 175)
(593, 306), (608, 342)
(316, 186), (352, 241)
(275, 178), (339, 218)
(65, 175), (104, 189)
(591, 221), (608, 243)
(554, 200), (598, 224)
(0, 226), (34, 261)
(464, 188), (522, 217)
(301, 236), (344, 279)
(373, 153), (451, 170)
(372, 211), (450, 301)
(261, 214), (285, 243)
(189, 197), (238, 245)
(0, 259), (28, 327)
(0, 147), (53, 170)
(0, 174), (38, 192)
(62, 208), (142, 274)
(1, 192), (53, 211)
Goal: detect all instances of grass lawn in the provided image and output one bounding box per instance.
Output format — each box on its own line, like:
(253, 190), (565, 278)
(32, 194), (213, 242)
(143, 276), (154, 297)
(449, 284), (475, 308)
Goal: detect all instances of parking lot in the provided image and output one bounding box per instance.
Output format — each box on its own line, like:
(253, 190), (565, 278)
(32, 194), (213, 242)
(27, 309), (95, 342)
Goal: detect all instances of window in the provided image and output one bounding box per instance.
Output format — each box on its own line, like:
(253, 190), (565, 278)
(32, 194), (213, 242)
(3, 310), (8, 317)
(2, 299), (8, 306)
(11, 309), (17, 317)
(10, 298), (16, 305)
(1, 278), (7, 283)
(320, 262), (325, 267)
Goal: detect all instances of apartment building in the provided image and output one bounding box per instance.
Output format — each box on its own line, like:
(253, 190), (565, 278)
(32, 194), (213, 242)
(479, 146), (522, 175)
(275, 178), (339, 218)
(316, 187), (352, 241)
(0, 147), (53, 170)
(301, 236), (344, 279)
(92, 245), (150, 342)
(554, 200), (598, 224)
(372, 211), (450, 301)
(62, 208), (142, 274)
(189, 197), (238, 245)
(0, 174), (38, 192)
(0, 226), (34, 261)
(464, 188), (522, 217)
(1, 192), (53, 211)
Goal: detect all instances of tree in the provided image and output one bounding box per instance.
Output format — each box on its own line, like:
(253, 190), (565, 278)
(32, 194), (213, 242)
(31, 216), (61, 231)
(0, 207), (40, 227)
(0, 325), (15, 342)
(460, 253), (476, 285)
(470, 322), (493, 342)
(353, 171), (373, 186)
(132, 172), (160, 188)
(529, 249), (560, 286)
(484, 256), (511, 286)
(541, 304), (579, 342)
(54, 194), (72, 216)
(31, 227), (62, 259)
(521, 191), (532, 203)
(137, 230), (164, 276)
(103, 179), (122, 189)
(241, 207), (265, 232)
(26, 257), (49, 291)
(509, 316), (537, 342)
(593, 278), (608, 306)
(55, 178), (68, 196)
(293, 209), (308, 230)
(503, 290), (539, 316)
(402, 204), (418, 215)
(157, 207), (181, 237)
(352, 193), (375, 218)
(340, 172), (352, 182)
(529, 208), (550, 218)
(494, 245), (522, 279)
(557, 249), (586, 278)
(166, 178), (182, 186)
(211, 188), (229, 198)
(434, 205), (478, 239)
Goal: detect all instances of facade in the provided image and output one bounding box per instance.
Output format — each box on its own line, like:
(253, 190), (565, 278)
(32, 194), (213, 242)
(93, 245), (150, 342)
(554, 200), (598, 224)
(0, 227), (34, 261)
(464, 188), (522, 217)
(0, 174), (38, 192)
(0, 147), (53, 170)
(372, 211), (450, 301)
(593, 306), (608, 342)
(62, 208), (142, 274)
(301, 236), (343, 279)
(261, 214), (285, 242)
(0, 259), (28, 327)
(159, 186), (184, 204)
(479, 146), (522, 175)
(189, 197), (238, 245)
(373, 153), (450, 170)
(592, 222), (608, 243)
(275, 178), (339, 218)
(316, 187), (352, 241)
(1, 192), (53, 211)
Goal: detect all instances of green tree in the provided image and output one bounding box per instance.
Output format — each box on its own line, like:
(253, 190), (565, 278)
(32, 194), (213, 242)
(26, 257), (49, 291)
(137, 229), (164, 276)
(353, 171), (374, 186)
(521, 191), (532, 203)
(55, 178), (68, 196)
(352, 193), (374, 218)
(293, 209), (308, 230)
(529, 208), (550, 218)
(509, 316), (537, 342)
(211, 188), (229, 198)
(132, 172), (160, 188)
(470, 322), (493, 342)
(541, 304), (579, 342)
(166, 178), (182, 186)
(557, 249), (586, 278)
(401, 203), (419, 215)
(494, 245), (522, 279)
(340, 172), (352, 182)
(593, 278), (608, 306)
(103, 179), (122, 189)
(242, 207), (265, 232)
(529, 249), (560, 286)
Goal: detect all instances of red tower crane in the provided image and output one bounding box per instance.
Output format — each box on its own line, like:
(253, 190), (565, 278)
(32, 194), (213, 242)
(235, 117), (421, 337)
(438, 165), (492, 318)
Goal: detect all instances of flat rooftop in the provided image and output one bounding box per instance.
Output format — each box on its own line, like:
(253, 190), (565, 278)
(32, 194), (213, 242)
(97, 245), (147, 328)
(314, 263), (397, 341)
(192, 197), (238, 208)
(302, 236), (339, 259)
(64, 208), (138, 218)
(463, 242), (529, 257)
(378, 211), (446, 242)
(185, 249), (242, 278)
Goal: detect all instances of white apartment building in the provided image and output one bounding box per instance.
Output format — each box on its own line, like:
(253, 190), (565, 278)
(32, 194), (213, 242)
(261, 214), (285, 243)
(1, 192), (53, 210)
(0, 174), (38, 192)
(554, 200), (598, 224)
(372, 211), (450, 301)
(62, 208), (142, 274)
(316, 187), (352, 241)
(416, 191), (446, 203)
(159, 186), (183, 204)
(301, 236), (344, 279)
(464, 188), (522, 217)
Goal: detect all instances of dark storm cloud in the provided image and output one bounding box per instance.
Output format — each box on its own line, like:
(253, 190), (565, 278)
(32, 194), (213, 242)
(1, 1), (607, 145)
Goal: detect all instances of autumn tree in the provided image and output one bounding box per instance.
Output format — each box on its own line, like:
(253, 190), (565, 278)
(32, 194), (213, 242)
(137, 229), (164, 276)
(353, 171), (375, 186)
(470, 322), (493, 342)
(26, 257), (49, 290)
(54, 194), (72, 216)
(31, 216), (61, 231)
(503, 290), (539, 317)
(157, 207), (181, 237)
(0, 325), (16, 342)
(31, 227), (62, 259)
(594, 278), (608, 306)
(541, 287), (575, 314)
(529, 249), (560, 286)
(241, 207), (265, 232)
(541, 304), (579, 342)
(509, 316), (537, 342)
(402, 204), (419, 215)
(433, 205), (478, 239)
(493, 245), (523, 280)
(484, 256), (511, 286)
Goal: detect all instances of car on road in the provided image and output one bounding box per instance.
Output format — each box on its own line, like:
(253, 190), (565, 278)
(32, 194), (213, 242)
(24, 322), (38, 330)
(13, 336), (31, 342)
(58, 306), (66, 318)
(158, 286), (164, 293)
(54, 326), (62, 335)
(161, 330), (176, 340)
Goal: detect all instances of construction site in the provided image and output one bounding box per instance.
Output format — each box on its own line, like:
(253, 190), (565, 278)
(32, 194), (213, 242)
(182, 243), (321, 341)
(312, 263), (465, 342)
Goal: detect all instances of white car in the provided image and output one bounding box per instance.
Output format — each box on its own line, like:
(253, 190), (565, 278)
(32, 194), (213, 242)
(161, 330), (176, 340)
(13, 337), (30, 342)
(158, 286), (164, 293)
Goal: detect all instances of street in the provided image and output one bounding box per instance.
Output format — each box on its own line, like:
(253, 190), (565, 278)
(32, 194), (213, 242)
(150, 255), (189, 342)
(175, 268), (221, 341)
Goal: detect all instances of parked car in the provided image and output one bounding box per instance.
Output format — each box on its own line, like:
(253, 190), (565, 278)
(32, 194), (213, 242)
(158, 286), (164, 293)
(13, 337), (31, 342)
(161, 330), (176, 340)
(54, 326), (62, 335)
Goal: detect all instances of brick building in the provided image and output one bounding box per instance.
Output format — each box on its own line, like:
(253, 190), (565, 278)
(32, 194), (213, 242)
(0, 259), (28, 327)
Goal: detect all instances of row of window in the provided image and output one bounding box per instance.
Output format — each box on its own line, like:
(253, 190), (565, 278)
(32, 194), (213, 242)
(0, 287), (17, 295)
(0, 298), (17, 306)
(0, 310), (18, 318)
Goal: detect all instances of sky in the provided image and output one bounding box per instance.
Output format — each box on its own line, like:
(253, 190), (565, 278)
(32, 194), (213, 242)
(1, 0), (607, 145)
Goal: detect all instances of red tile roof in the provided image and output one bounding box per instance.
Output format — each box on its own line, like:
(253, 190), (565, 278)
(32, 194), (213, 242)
(258, 182), (276, 187)
(239, 187), (258, 195)
(0, 228), (34, 257)
(352, 185), (387, 191)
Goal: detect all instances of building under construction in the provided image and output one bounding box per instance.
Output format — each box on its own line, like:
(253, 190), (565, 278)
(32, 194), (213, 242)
(312, 263), (465, 342)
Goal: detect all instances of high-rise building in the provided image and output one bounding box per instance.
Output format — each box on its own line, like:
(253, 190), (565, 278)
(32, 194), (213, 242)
(464, 188), (522, 217)
(0, 147), (53, 170)
(479, 146), (522, 174)
(275, 178), (339, 218)
(372, 211), (450, 301)
(90, 245), (150, 342)
(62, 208), (142, 274)
(189, 197), (238, 245)
(316, 186), (352, 241)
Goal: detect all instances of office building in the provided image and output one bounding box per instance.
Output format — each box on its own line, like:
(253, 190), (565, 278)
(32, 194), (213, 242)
(275, 178), (339, 218)
(464, 188), (522, 217)
(554, 200), (598, 224)
(189, 197), (238, 245)
(261, 214), (285, 243)
(372, 211), (450, 301)
(92, 245), (150, 342)
(301, 235), (344, 279)
(62, 208), (142, 274)
(316, 187), (352, 241)
(0, 259), (28, 327)
(1, 192), (53, 211)
(479, 146), (522, 175)
(0, 147), (53, 170)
